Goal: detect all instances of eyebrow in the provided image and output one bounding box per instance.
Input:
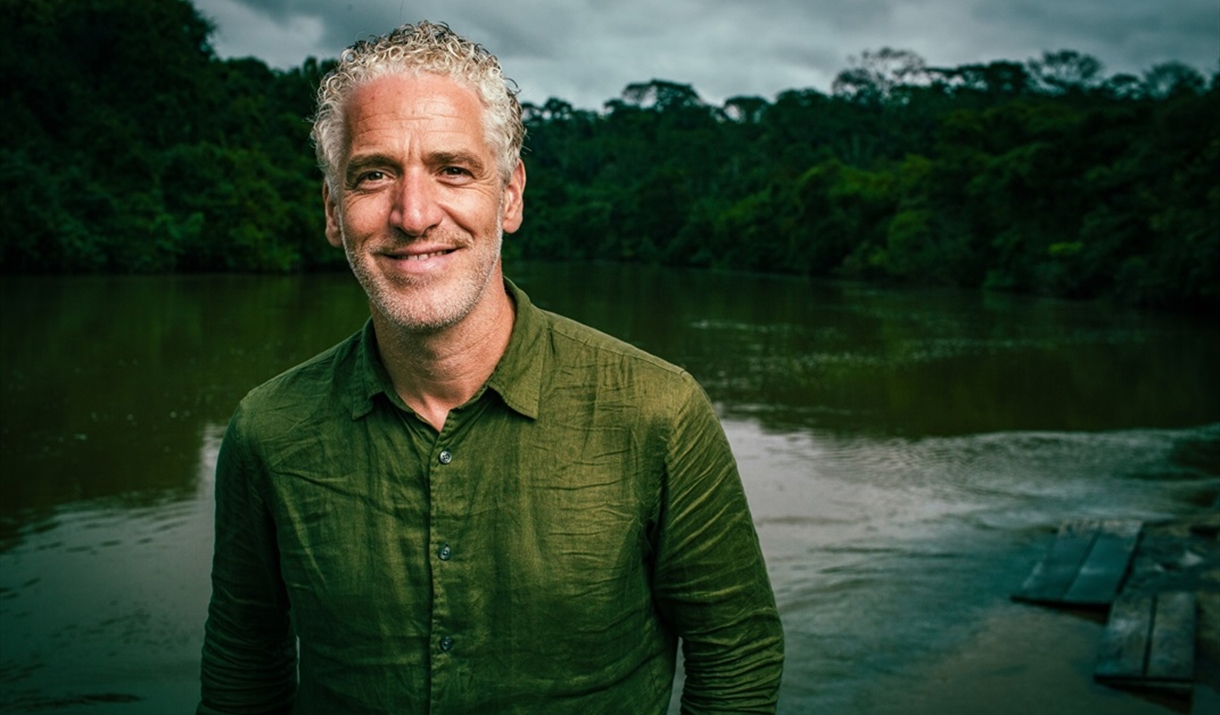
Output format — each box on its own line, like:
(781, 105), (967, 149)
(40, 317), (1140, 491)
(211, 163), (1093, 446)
(344, 153), (396, 188)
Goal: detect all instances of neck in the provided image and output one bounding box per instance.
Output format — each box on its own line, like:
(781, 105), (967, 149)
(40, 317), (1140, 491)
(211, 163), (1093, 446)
(372, 279), (515, 432)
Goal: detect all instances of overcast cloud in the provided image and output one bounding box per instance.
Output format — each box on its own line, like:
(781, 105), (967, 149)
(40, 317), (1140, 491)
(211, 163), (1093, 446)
(192, 0), (1219, 109)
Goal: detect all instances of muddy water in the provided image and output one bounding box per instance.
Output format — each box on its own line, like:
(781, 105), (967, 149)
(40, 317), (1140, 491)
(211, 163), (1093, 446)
(2, 264), (1216, 714)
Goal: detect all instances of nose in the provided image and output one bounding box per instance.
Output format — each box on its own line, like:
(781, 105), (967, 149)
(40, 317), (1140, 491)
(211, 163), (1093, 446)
(390, 170), (443, 237)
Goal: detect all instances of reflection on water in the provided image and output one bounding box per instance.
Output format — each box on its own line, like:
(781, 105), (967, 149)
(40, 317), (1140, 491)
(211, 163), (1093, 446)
(0, 425), (222, 714)
(1, 264), (1217, 714)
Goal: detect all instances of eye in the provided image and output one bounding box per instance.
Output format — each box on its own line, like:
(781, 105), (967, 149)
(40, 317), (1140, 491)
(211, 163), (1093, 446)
(346, 169), (390, 191)
(438, 166), (475, 185)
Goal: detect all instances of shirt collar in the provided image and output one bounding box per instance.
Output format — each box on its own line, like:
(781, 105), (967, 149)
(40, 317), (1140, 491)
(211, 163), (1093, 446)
(347, 277), (544, 421)
(484, 278), (544, 420)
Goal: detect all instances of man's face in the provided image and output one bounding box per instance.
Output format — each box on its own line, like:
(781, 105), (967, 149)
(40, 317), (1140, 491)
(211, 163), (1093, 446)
(324, 73), (525, 333)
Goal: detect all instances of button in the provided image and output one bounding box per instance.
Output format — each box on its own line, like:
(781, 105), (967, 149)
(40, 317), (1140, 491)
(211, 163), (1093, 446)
(438, 450), (453, 465)
(439, 636), (454, 652)
(438, 544), (452, 561)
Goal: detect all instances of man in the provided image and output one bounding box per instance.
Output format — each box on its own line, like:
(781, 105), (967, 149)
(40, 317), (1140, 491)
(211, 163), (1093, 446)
(198, 21), (783, 715)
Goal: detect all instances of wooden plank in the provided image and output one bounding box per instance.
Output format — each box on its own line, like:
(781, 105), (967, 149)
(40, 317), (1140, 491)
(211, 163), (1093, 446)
(1095, 591), (1196, 691)
(1013, 520), (1098, 603)
(1095, 592), (1153, 681)
(1063, 520), (1142, 606)
(1146, 592), (1196, 683)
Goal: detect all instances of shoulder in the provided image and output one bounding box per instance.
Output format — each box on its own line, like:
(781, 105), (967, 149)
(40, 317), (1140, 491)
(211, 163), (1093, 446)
(537, 308), (706, 414)
(544, 309), (688, 377)
(228, 331), (362, 441)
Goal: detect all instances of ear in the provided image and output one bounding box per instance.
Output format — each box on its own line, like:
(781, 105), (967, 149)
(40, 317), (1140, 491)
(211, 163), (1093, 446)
(500, 160), (526, 234)
(322, 181), (343, 248)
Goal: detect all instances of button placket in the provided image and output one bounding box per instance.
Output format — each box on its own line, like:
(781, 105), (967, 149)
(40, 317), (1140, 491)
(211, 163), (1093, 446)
(432, 442), (456, 662)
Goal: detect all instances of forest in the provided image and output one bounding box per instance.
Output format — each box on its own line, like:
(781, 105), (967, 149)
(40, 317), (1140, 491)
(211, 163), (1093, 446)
(2, 0), (1217, 311)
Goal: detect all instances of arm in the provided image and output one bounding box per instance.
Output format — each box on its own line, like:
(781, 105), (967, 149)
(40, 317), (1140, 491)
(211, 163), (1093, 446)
(652, 376), (784, 714)
(197, 407), (297, 715)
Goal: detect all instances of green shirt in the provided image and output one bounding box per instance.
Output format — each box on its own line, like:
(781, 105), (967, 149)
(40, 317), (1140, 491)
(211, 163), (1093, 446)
(198, 280), (783, 715)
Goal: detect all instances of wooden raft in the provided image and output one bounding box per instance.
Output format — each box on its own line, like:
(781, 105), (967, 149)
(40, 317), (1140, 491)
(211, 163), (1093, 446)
(1012, 519), (1142, 607)
(1094, 591), (1197, 691)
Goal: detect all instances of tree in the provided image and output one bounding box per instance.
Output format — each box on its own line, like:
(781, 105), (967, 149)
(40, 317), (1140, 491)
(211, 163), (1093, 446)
(951, 61), (1034, 99)
(723, 95), (769, 124)
(1142, 62), (1207, 100)
(1028, 50), (1104, 96)
(620, 79), (705, 112)
(832, 48), (929, 104)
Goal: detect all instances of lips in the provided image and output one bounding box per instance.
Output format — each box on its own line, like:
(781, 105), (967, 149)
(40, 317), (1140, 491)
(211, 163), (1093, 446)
(372, 244), (461, 280)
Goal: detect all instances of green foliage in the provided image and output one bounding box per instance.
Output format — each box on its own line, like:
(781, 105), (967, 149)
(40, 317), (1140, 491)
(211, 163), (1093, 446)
(1, 1), (1216, 312)
(516, 62), (1218, 312)
(0, 0), (333, 274)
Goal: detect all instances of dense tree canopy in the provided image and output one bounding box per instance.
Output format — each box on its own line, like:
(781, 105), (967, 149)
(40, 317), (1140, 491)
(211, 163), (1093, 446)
(3, 0), (1217, 311)
(1, 0), (337, 273)
(517, 53), (1219, 311)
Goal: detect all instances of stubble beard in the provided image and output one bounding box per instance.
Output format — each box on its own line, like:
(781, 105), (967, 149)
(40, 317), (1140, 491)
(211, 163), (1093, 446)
(341, 220), (504, 335)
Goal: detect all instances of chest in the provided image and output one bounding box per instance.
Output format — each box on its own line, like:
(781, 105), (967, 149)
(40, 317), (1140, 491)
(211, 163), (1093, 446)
(263, 410), (665, 632)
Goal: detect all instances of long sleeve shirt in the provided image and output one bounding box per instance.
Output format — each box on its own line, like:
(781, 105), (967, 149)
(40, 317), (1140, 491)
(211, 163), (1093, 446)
(198, 279), (784, 714)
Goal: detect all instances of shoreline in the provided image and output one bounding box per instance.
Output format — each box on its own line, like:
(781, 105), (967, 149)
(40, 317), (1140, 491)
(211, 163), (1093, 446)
(857, 510), (1219, 715)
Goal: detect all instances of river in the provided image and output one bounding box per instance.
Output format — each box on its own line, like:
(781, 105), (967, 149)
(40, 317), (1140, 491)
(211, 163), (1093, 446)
(1, 262), (1217, 714)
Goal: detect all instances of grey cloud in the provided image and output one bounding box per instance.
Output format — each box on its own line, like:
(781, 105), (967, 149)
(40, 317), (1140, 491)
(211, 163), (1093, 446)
(195, 0), (1218, 110)
(294, 0), (575, 60)
(972, 0), (1218, 71)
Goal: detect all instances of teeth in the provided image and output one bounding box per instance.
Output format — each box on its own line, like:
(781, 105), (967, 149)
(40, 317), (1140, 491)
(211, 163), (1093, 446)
(404, 251), (448, 261)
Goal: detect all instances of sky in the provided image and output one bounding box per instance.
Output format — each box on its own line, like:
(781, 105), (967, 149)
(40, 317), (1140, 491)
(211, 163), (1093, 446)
(192, 0), (1220, 110)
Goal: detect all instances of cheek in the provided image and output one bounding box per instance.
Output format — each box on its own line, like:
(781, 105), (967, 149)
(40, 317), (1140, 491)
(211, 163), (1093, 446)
(340, 197), (386, 234)
(455, 192), (509, 230)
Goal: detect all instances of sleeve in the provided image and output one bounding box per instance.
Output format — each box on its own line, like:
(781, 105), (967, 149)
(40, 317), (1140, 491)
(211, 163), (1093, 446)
(652, 375), (785, 714)
(197, 406), (298, 715)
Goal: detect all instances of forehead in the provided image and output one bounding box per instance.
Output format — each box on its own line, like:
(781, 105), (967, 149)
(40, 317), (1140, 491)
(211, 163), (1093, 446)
(341, 73), (488, 154)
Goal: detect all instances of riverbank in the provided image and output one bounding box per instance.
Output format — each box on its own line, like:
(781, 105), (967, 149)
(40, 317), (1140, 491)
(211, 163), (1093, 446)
(861, 510), (1219, 715)
(1125, 510), (1220, 711)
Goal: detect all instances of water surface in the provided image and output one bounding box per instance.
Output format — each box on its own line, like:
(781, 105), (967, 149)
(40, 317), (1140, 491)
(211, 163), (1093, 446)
(2, 263), (1217, 714)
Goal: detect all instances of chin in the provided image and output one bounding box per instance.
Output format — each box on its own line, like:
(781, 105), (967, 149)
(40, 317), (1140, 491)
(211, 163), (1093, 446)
(368, 272), (499, 334)
(368, 286), (466, 333)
